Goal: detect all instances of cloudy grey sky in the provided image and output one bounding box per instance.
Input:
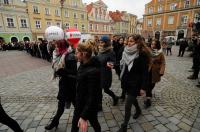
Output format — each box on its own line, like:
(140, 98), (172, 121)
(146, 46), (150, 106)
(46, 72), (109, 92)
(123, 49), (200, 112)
(82, 0), (151, 19)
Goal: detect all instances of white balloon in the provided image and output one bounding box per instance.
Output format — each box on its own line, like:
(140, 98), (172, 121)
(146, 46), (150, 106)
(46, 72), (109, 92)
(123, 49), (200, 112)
(45, 26), (64, 41)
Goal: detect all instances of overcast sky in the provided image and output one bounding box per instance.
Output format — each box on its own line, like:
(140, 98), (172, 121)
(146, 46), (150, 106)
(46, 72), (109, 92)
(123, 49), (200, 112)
(82, 0), (151, 19)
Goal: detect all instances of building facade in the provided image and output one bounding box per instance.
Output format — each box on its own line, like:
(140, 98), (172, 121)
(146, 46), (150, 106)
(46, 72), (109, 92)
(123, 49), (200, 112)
(143, 0), (200, 40)
(0, 0), (32, 43)
(136, 18), (143, 35)
(86, 0), (113, 36)
(109, 11), (137, 35)
(26, 0), (88, 40)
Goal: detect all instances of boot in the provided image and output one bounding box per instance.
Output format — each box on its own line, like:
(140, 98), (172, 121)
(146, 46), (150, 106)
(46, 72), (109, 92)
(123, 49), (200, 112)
(117, 124), (127, 132)
(133, 108), (141, 119)
(45, 118), (59, 130)
(144, 99), (151, 109)
(113, 96), (119, 106)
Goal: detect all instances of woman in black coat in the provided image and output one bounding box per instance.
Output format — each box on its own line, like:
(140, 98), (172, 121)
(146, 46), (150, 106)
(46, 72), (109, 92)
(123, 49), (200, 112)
(45, 40), (77, 130)
(71, 43), (101, 132)
(97, 35), (119, 109)
(118, 35), (150, 132)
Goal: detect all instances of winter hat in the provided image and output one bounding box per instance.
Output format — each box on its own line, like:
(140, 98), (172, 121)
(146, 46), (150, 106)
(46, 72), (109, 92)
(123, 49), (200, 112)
(100, 35), (110, 43)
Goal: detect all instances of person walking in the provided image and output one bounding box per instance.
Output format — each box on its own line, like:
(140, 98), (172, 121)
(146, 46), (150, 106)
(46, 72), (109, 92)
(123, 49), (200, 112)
(0, 98), (23, 132)
(118, 34), (151, 132)
(178, 38), (188, 57)
(166, 37), (173, 56)
(45, 39), (77, 130)
(97, 35), (119, 111)
(71, 43), (101, 132)
(145, 40), (165, 108)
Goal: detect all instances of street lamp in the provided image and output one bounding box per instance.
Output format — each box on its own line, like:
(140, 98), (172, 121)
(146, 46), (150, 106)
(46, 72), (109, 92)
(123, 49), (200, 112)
(60, 0), (65, 29)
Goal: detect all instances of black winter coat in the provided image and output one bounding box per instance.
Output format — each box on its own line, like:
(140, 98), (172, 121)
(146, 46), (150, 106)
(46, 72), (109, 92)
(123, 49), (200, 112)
(56, 50), (77, 102)
(121, 51), (149, 96)
(97, 50), (116, 89)
(75, 57), (101, 120)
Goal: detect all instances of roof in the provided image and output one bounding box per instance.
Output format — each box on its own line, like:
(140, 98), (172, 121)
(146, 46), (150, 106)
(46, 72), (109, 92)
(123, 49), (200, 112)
(109, 10), (123, 22)
(86, 3), (93, 13)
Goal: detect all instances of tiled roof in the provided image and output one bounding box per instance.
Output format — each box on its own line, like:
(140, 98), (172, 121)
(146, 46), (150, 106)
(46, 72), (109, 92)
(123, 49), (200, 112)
(86, 3), (93, 13)
(109, 10), (123, 22)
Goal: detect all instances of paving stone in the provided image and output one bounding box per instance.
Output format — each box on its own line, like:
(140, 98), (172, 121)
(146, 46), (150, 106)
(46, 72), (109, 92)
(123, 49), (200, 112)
(29, 120), (40, 128)
(178, 122), (191, 131)
(166, 122), (180, 131)
(150, 111), (162, 117)
(193, 122), (200, 130)
(130, 123), (143, 132)
(168, 117), (181, 125)
(141, 122), (154, 131)
(181, 118), (193, 126)
(150, 120), (160, 126)
(107, 120), (117, 127)
(101, 123), (109, 131)
(156, 117), (170, 124)
(144, 114), (156, 121)
(155, 124), (169, 132)
(26, 128), (36, 132)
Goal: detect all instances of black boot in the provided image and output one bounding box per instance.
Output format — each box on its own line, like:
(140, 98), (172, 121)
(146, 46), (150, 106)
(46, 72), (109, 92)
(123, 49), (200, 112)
(144, 99), (151, 109)
(133, 109), (141, 119)
(45, 118), (59, 130)
(117, 124), (127, 132)
(113, 96), (119, 106)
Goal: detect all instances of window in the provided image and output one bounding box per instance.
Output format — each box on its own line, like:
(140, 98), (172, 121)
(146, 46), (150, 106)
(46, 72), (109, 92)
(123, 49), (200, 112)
(72, 1), (77, 7)
(147, 19), (152, 27)
(95, 24), (98, 31)
(168, 16), (174, 24)
(56, 22), (61, 27)
(21, 19), (27, 28)
(90, 24), (93, 30)
(74, 23), (78, 29)
(47, 22), (51, 27)
(104, 25), (106, 31)
(45, 8), (50, 15)
(170, 3), (177, 10)
(81, 14), (84, 19)
(148, 7), (153, 14)
(7, 18), (14, 27)
(194, 13), (200, 22)
(35, 20), (41, 28)
(4, 0), (9, 4)
(156, 18), (161, 26)
(65, 10), (69, 17)
(184, 0), (190, 8)
(55, 9), (60, 16)
(74, 13), (77, 19)
(66, 23), (70, 29)
(181, 16), (188, 24)
(197, 0), (200, 6)
(158, 6), (163, 13)
(33, 6), (39, 14)
(81, 24), (85, 31)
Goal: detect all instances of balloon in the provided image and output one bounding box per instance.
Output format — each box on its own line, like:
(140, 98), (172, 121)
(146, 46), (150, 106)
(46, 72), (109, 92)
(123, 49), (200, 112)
(45, 26), (64, 41)
(65, 28), (81, 48)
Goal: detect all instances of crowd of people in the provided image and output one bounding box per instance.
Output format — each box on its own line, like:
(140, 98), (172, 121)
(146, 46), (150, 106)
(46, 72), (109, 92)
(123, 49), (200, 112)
(0, 33), (200, 132)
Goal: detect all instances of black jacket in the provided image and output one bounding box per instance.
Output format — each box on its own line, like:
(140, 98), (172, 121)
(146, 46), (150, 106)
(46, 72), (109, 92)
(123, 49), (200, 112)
(75, 57), (101, 120)
(56, 50), (77, 102)
(97, 50), (116, 88)
(121, 51), (149, 96)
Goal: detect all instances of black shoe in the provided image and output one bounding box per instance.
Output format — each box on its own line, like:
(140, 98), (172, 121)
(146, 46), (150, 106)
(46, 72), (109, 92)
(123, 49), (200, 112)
(45, 119), (59, 130)
(144, 99), (151, 109)
(196, 84), (200, 88)
(117, 124), (127, 132)
(133, 109), (141, 119)
(113, 96), (119, 106)
(187, 75), (198, 80)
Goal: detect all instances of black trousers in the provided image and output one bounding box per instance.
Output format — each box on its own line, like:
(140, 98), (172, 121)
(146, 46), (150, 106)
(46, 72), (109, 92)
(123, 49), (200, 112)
(146, 83), (155, 97)
(178, 48), (186, 57)
(71, 110), (101, 132)
(166, 48), (172, 55)
(192, 56), (200, 78)
(99, 86), (117, 106)
(123, 95), (140, 125)
(0, 103), (23, 132)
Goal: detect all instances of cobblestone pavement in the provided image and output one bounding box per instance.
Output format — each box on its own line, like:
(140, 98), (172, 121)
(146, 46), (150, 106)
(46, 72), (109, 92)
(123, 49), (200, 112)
(0, 47), (200, 132)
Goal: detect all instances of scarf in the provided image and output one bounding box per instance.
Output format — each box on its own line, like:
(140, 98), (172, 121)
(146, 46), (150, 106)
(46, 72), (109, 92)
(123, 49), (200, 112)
(98, 45), (112, 53)
(120, 44), (139, 79)
(151, 48), (162, 57)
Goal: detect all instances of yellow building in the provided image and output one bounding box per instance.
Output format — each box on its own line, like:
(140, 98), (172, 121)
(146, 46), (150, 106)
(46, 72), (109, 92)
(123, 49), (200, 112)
(26, 0), (88, 40)
(128, 13), (137, 34)
(0, 0), (32, 43)
(143, 0), (200, 40)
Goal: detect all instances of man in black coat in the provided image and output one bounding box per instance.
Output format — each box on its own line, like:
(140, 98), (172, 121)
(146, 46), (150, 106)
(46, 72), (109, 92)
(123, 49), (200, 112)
(178, 38), (188, 57)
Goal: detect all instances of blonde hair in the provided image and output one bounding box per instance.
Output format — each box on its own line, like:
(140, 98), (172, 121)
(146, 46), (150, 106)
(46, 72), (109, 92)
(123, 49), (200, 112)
(77, 43), (93, 58)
